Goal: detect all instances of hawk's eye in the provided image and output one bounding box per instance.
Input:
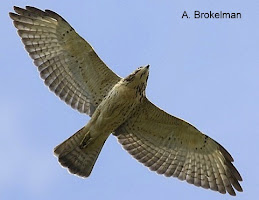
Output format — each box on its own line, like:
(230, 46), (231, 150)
(125, 74), (134, 82)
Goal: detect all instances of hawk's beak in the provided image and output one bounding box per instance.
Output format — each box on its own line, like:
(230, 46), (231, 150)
(145, 65), (150, 69)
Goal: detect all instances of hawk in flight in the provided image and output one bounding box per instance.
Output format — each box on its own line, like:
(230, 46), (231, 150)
(10, 6), (242, 196)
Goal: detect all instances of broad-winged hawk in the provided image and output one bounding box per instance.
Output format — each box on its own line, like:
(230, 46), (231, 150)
(9, 6), (242, 196)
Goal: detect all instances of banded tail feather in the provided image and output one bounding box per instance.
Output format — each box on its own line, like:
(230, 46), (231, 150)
(54, 127), (108, 177)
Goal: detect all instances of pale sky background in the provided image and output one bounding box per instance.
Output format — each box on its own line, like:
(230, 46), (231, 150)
(1, 0), (258, 199)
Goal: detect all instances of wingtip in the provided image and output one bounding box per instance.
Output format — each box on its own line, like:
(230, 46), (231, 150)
(13, 5), (24, 13)
(8, 12), (15, 19)
(13, 5), (19, 10)
(230, 192), (237, 196)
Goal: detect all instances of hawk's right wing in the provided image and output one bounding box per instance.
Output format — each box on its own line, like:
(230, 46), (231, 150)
(114, 98), (242, 196)
(10, 6), (121, 116)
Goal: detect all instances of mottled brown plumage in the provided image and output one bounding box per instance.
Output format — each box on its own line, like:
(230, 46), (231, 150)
(10, 6), (242, 196)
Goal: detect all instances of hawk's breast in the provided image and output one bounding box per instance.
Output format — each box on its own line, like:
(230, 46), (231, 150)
(90, 83), (140, 134)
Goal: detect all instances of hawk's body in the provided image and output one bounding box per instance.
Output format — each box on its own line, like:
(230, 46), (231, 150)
(10, 6), (243, 196)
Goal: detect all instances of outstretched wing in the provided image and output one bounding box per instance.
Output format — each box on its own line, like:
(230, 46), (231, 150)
(114, 98), (242, 196)
(10, 6), (121, 115)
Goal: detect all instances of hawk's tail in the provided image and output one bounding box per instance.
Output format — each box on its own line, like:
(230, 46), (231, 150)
(54, 126), (108, 177)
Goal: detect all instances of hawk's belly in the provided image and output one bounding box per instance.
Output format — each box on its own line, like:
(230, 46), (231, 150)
(88, 85), (139, 136)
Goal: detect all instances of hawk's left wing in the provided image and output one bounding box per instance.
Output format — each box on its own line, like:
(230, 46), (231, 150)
(114, 98), (242, 196)
(9, 6), (121, 116)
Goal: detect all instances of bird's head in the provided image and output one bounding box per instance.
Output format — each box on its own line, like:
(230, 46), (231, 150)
(122, 65), (149, 88)
(121, 65), (149, 101)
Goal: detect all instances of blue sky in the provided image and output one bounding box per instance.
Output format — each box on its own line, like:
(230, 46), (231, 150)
(1, 0), (258, 199)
